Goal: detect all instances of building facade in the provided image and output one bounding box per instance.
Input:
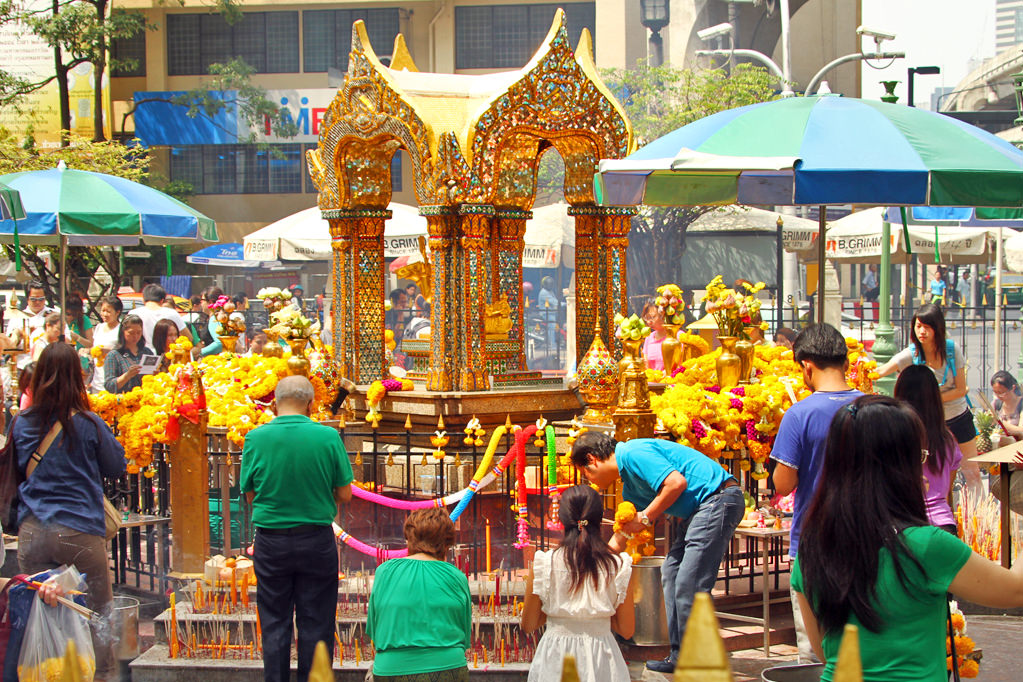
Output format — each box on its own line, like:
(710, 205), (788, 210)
(111, 0), (859, 244)
(996, 0), (1023, 53)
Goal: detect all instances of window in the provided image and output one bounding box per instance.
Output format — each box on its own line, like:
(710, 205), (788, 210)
(171, 144), (312, 195)
(303, 8), (400, 72)
(167, 12), (299, 76)
(455, 3), (595, 69)
(1016, 9), (1023, 44)
(111, 30), (146, 77)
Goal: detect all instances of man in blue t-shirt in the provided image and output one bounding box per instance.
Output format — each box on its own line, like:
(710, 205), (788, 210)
(770, 323), (861, 662)
(571, 433), (744, 673)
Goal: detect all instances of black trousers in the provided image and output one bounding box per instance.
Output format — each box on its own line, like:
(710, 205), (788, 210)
(254, 526), (338, 682)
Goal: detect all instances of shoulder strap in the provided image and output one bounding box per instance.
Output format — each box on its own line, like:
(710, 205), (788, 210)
(945, 339), (956, 377)
(26, 421), (63, 478)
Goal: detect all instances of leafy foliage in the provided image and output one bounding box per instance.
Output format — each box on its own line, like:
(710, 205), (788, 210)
(600, 62), (779, 304)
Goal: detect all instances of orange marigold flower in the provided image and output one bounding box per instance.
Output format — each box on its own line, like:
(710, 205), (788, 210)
(960, 659), (979, 678)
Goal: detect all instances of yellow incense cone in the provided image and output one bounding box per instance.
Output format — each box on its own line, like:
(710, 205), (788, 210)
(560, 655), (581, 682)
(308, 641), (332, 682)
(673, 592), (732, 682)
(832, 624), (864, 682)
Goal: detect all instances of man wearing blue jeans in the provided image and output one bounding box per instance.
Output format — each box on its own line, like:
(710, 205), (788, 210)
(571, 432), (745, 673)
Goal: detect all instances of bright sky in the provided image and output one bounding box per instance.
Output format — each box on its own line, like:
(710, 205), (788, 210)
(860, 0), (996, 108)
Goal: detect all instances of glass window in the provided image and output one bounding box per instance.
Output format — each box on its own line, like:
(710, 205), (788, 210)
(238, 146), (269, 194)
(267, 12), (300, 73)
(111, 29), (146, 77)
(303, 8), (399, 72)
(269, 144), (303, 193)
(391, 153), (402, 192)
(1016, 9), (1023, 44)
(203, 146), (237, 195)
(167, 12), (298, 76)
(169, 147), (203, 192)
(455, 3), (595, 69)
(167, 15), (201, 76)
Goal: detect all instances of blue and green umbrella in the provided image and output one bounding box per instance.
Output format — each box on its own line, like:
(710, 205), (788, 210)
(597, 95), (1023, 208)
(0, 181), (24, 222)
(0, 162), (217, 314)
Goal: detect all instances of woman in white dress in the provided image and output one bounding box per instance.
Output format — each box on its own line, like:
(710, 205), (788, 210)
(520, 485), (635, 682)
(90, 295), (122, 393)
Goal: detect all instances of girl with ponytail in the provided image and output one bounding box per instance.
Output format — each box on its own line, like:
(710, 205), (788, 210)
(520, 485), (635, 682)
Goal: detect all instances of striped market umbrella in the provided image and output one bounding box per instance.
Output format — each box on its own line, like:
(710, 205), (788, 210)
(597, 95), (1023, 320)
(597, 95), (1023, 208)
(0, 161), (217, 315)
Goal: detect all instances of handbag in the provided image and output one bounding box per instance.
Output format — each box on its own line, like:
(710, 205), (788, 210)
(26, 421), (122, 541)
(0, 415), (22, 531)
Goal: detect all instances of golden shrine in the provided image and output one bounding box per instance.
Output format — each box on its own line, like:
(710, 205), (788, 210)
(308, 10), (634, 391)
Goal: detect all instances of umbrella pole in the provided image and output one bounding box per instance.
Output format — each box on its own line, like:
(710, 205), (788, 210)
(996, 226), (1003, 372)
(60, 235), (67, 333)
(817, 207), (826, 324)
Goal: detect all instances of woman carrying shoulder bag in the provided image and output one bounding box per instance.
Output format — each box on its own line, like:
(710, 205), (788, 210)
(13, 342), (127, 679)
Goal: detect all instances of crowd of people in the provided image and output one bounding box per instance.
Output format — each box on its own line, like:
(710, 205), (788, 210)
(8, 273), (1023, 682)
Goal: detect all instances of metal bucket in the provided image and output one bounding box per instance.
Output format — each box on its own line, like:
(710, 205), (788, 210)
(632, 556), (669, 645)
(111, 596), (140, 661)
(761, 663), (825, 681)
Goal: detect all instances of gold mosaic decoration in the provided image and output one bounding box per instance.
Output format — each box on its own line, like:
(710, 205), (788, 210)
(312, 10), (635, 389)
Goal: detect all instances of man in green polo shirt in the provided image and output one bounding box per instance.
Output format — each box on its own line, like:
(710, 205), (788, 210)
(241, 375), (353, 682)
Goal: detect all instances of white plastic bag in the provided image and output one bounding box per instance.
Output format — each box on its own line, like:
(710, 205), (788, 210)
(17, 566), (96, 682)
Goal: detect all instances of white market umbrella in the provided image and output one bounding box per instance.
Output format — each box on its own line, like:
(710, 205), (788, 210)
(243, 202), (428, 261)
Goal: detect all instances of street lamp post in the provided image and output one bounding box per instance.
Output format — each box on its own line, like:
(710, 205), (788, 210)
(907, 65), (940, 108)
(639, 0), (670, 67)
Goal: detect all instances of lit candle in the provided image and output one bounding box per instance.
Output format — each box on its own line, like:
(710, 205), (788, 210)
(486, 519), (492, 573)
(501, 639), (505, 666)
(230, 568), (238, 608)
(473, 651), (478, 668)
(240, 572), (249, 609)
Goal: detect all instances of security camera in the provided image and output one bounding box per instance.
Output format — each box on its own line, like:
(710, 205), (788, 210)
(856, 26), (896, 42)
(697, 23), (734, 42)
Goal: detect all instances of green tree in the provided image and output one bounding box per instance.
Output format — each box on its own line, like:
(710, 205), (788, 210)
(600, 61), (778, 303)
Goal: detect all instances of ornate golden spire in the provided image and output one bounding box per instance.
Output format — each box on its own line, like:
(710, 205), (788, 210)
(674, 592), (732, 682)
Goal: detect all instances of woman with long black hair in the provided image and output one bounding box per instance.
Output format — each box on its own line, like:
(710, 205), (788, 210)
(104, 313), (154, 393)
(793, 395), (1023, 682)
(894, 365), (962, 533)
(520, 485), (635, 682)
(877, 303), (979, 491)
(14, 342), (126, 677)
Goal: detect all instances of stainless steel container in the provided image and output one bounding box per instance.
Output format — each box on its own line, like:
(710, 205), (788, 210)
(762, 663), (825, 681)
(111, 596), (140, 660)
(631, 556), (669, 645)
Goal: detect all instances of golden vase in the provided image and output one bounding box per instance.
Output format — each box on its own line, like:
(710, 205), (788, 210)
(286, 338), (311, 376)
(716, 336), (742, 388)
(660, 324), (682, 375)
(218, 335), (239, 354)
(575, 330), (618, 425)
(617, 337), (651, 411)
(735, 334), (754, 384)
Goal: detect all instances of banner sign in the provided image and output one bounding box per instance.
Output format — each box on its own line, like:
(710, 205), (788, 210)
(134, 89), (335, 146)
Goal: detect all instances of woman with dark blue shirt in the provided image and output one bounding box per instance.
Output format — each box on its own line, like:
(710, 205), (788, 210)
(15, 342), (126, 677)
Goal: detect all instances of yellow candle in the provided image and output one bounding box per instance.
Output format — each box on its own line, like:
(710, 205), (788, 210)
(256, 608), (262, 649)
(356, 641), (362, 665)
(241, 572), (249, 609)
(231, 568), (238, 608)
(169, 593), (178, 658)
(473, 652), (478, 668)
(486, 519), (492, 573)
(501, 639), (505, 666)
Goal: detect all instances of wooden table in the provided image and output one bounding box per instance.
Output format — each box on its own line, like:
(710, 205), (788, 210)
(971, 442), (1022, 568)
(716, 526), (790, 656)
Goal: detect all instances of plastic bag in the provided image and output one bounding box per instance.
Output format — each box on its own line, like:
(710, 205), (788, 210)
(17, 566), (96, 682)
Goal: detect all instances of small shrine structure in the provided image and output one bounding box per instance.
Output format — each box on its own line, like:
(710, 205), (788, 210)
(308, 10), (634, 390)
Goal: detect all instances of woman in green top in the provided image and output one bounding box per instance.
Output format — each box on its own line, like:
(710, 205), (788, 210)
(65, 295), (94, 350)
(792, 395), (1023, 682)
(367, 508), (471, 681)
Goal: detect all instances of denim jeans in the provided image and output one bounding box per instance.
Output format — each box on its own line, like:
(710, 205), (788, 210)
(660, 485), (745, 655)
